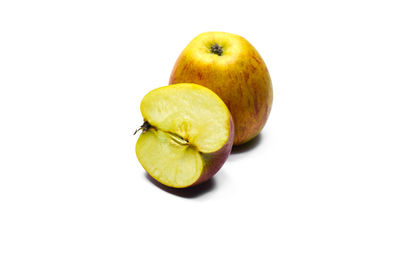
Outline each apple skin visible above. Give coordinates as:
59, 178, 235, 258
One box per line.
190, 116, 234, 186
169, 32, 273, 145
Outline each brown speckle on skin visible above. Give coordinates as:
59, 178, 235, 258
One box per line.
237, 83, 243, 98
253, 88, 259, 115
183, 64, 189, 72
243, 72, 249, 81
225, 99, 231, 108
251, 54, 262, 64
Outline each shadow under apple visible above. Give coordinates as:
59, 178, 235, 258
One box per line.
144, 172, 216, 198
230, 133, 263, 154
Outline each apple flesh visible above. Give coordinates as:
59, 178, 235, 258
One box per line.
135, 83, 234, 188
169, 31, 273, 145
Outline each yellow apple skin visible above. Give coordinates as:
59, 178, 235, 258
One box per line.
169, 32, 273, 145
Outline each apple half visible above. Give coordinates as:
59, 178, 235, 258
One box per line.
135, 83, 234, 188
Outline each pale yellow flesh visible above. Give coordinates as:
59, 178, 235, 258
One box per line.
136, 129, 203, 187
140, 83, 230, 153
136, 83, 230, 188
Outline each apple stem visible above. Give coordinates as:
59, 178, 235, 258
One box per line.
134, 121, 151, 135
210, 42, 223, 56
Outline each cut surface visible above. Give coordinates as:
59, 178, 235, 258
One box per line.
140, 83, 230, 153
136, 128, 203, 188
136, 83, 231, 188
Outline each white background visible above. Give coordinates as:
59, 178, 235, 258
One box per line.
1, 0, 399, 266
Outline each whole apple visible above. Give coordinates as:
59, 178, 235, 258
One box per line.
169, 32, 273, 145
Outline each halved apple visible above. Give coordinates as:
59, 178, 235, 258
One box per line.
135, 83, 234, 188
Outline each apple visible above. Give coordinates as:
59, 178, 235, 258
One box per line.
169, 31, 273, 145
135, 83, 234, 188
